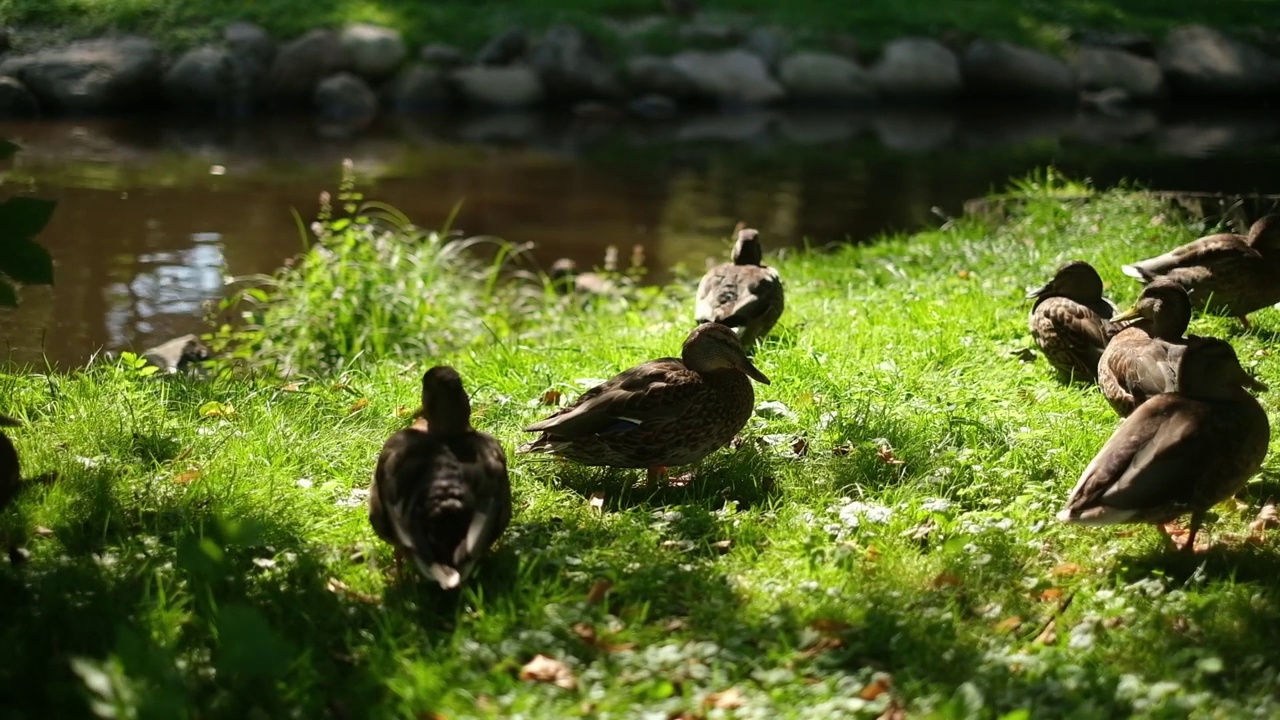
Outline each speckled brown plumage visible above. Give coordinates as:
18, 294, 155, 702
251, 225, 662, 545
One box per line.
1027, 260, 1118, 382
1058, 337, 1270, 551
1098, 279, 1199, 417
369, 367, 511, 590
1122, 214, 1280, 324
695, 227, 785, 349
520, 323, 770, 478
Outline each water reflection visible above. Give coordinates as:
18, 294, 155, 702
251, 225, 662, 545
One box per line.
0, 107, 1279, 368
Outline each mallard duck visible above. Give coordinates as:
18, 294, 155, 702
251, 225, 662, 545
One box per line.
1098, 278, 1199, 417
0, 414, 20, 512
1057, 337, 1270, 552
1027, 260, 1118, 382
1122, 214, 1280, 328
695, 226, 785, 348
520, 322, 770, 483
368, 366, 512, 589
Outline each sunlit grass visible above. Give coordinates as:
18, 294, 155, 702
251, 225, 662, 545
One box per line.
5, 178, 1280, 716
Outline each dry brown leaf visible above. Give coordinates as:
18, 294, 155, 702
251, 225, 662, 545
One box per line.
791, 437, 810, 457
539, 389, 563, 406
571, 622, 635, 653
394, 405, 411, 418
711, 539, 733, 554
282, 383, 301, 392
876, 444, 905, 465
957, 269, 971, 279
704, 687, 744, 709
800, 635, 844, 657
1051, 562, 1083, 577
994, 616, 1023, 633
325, 577, 381, 605
1249, 503, 1278, 538
931, 572, 961, 589
588, 493, 605, 512
586, 578, 613, 605
332, 381, 350, 391
664, 618, 687, 632
877, 698, 908, 720
519, 654, 577, 690
831, 444, 852, 457
348, 398, 370, 414
1038, 587, 1064, 601
864, 544, 882, 561
858, 673, 893, 701
1034, 620, 1057, 645
173, 468, 203, 485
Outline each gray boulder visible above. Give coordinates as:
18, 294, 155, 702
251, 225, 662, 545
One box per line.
962, 41, 1075, 99
383, 63, 452, 111
0, 36, 161, 113
628, 93, 678, 120
476, 28, 528, 65
0, 77, 38, 118
670, 49, 784, 105
778, 51, 875, 104
626, 55, 699, 100
163, 46, 236, 112
420, 43, 466, 68
1073, 47, 1164, 100
742, 26, 789, 70
224, 22, 275, 67
870, 37, 962, 99
451, 65, 544, 108
530, 24, 622, 101
265, 29, 352, 105
1158, 25, 1280, 96
314, 72, 378, 121
340, 23, 406, 80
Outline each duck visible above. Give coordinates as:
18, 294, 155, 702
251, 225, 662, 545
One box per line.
368, 366, 512, 590
1122, 214, 1280, 329
0, 414, 20, 512
1097, 278, 1208, 417
520, 322, 770, 483
1027, 260, 1118, 382
695, 226, 785, 349
1057, 337, 1270, 552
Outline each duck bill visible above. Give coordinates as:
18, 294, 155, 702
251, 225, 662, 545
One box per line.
1110, 306, 1142, 323
738, 357, 771, 385
1025, 284, 1049, 300
1244, 373, 1269, 393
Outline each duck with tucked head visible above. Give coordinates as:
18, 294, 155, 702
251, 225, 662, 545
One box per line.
695, 226, 785, 349
1058, 337, 1270, 552
1027, 260, 1118, 382
521, 322, 770, 484
1122, 215, 1280, 329
369, 366, 512, 590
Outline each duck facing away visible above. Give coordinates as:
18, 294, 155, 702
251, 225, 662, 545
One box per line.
0, 415, 20, 512
1122, 215, 1280, 328
520, 322, 770, 483
695, 227, 785, 349
1098, 278, 1203, 417
369, 366, 512, 590
1027, 260, 1118, 382
1057, 337, 1270, 552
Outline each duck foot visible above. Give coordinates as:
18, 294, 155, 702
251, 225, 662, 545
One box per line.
1159, 516, 1207, 554
1239, 315, 1253, 332
645, 466, 669, 485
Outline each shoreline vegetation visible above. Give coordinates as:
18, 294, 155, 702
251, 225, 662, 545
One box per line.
4, 171, 1280, 716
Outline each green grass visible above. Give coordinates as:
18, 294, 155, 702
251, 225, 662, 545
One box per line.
8, 171, 1280, 717
0, 0, 1277, 55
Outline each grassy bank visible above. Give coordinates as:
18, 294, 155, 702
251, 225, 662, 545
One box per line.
5, 173, 1280, 717
1, 0, 1277, 55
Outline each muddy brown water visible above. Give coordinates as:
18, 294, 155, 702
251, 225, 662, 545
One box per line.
2, 106, 1280, 369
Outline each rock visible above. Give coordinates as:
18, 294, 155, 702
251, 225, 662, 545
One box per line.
530, 24, 622, 101
420, 43, 466, 68
224, 21, 275, 67
0, 77, 38, 118
869, 37, 962, 100
451, 65, 543, 108
313, 72, 378, 121
266, 30, 351, 105
1158, 25, 1280, 96
962, 40, 1075, 100
476, 28, 528, 66
383, 63, 452, 111
1071, 30, 1155, 58
0, 36, 160, 113
670, 49, 784, 105
778, 51, 875, 104
678, 22, 741, 49
340, 23, 406, 79
163, 46, 236, 112
628, 93, 678, 120
143, 334, 212, 373
1073, 47, 1164, 100
743, 26, 788, 70
626, 55, 699, 100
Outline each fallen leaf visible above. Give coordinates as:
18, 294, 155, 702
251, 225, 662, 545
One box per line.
994, 616, 1023, 633
394, 405, 411, 418
931, 572, 961, 589
332, 381, 350, 391
1034, 620, 1057, 645
539, 389, 563, 406
173, 468, 203, 485
864, 544, 882, 562
711, 539, 733, 554
325, 577, 381, 605
664, 618, 687, 632
876, 444, 905, 465
791, 437, 810, 457
704, 688, 744, 709
199, 400, 235, 418
282, 383, 301, 392
831, 444, 852, 457
858, 673, 893, 701
571, 622, 635, 653
902, 520, 934, 542
586, 578, 613, 605
1249, 503, 1278, 539
876, 697, 908, 720
348, 398, 370, 414
519, 654, 577, 690
588, 493, 605, 513
957, 269, 971, 279
800, 635, 844, 657
1051, 562, 1083, 577
1038, 587, 1064, 601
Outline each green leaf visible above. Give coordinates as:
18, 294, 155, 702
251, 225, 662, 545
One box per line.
0, 237, 55, 285
0, 139, 20, 161
0, 197, 56, 240
0, 278, 16, 308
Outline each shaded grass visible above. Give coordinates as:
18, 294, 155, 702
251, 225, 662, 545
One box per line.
0, 0, 1277, 55
7, 176, 1280, 716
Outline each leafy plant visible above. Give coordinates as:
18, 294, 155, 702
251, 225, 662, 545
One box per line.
0, 139, 56, 307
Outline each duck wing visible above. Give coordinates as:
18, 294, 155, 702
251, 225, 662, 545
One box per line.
716, 267, 783, 329
440, 432, 511, 588
1122, 233, 1258, 281
695, 263, 739, 324
523, 359, 700, 439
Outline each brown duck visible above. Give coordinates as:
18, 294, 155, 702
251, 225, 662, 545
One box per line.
520, 322, 770, 483
369, 366, 512, 589
1027, 260, 1118, 382
695, 227, 785, 348
1058, 337, 1270, 552
0, 415, 20, 512
1122, 214, 1280, 328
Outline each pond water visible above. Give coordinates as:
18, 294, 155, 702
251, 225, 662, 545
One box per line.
2, 105, 1280, 369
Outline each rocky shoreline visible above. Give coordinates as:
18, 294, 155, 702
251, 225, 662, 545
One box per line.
0, 18, 1276, 130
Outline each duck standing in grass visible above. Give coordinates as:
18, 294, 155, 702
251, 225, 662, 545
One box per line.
0, 414, 20, 511
521, 322, 770, 484
369, 366, 512, 590
695, 226, 785, 349
1122, 214, 1280, 329
1057, 337, 1270, 552
1027, 260, 1118, 382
